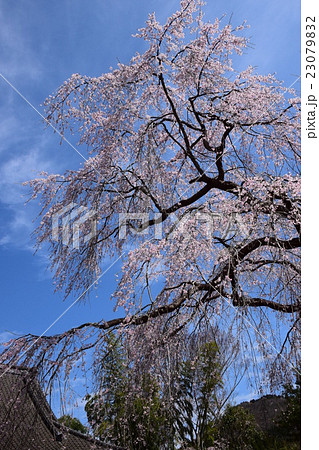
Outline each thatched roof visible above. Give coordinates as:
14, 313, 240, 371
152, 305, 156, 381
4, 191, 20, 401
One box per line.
0, 365, 124, 450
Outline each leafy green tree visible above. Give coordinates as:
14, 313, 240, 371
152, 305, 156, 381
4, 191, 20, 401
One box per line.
216, 405, 263, 449
122, 374, 174, 450
86, 376, 174, 449
276, 380, 301, 443
215, 379, 301, 450
85, 329, 239, 449
85, 333, 174, 449
58, 414, 87, 434
262, 379, 301, 449
85, 333, 127, 443
173, 340, 223, 449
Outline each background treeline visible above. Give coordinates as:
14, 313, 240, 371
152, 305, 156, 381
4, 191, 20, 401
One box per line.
59, 329, 300, 449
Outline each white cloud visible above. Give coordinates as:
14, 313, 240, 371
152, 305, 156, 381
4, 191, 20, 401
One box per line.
0, 147, 52, 204
0, 206, 34, 249
0, 135, 64, 255
0, 6, 42, 81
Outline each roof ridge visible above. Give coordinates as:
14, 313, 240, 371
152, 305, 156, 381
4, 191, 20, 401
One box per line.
23, 374, 62, 442
0, 364, 127, 449
53, 420, 126, 449
0, 363, 37, 375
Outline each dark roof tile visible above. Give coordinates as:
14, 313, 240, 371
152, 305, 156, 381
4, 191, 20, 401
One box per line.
0, 365, 125, 450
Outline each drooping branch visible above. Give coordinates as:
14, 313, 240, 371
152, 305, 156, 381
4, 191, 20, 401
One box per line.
2, 0, 300, 394
232, 296, 300, 313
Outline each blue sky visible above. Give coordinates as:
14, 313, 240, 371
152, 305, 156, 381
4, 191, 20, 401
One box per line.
0, 0, 300, 419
